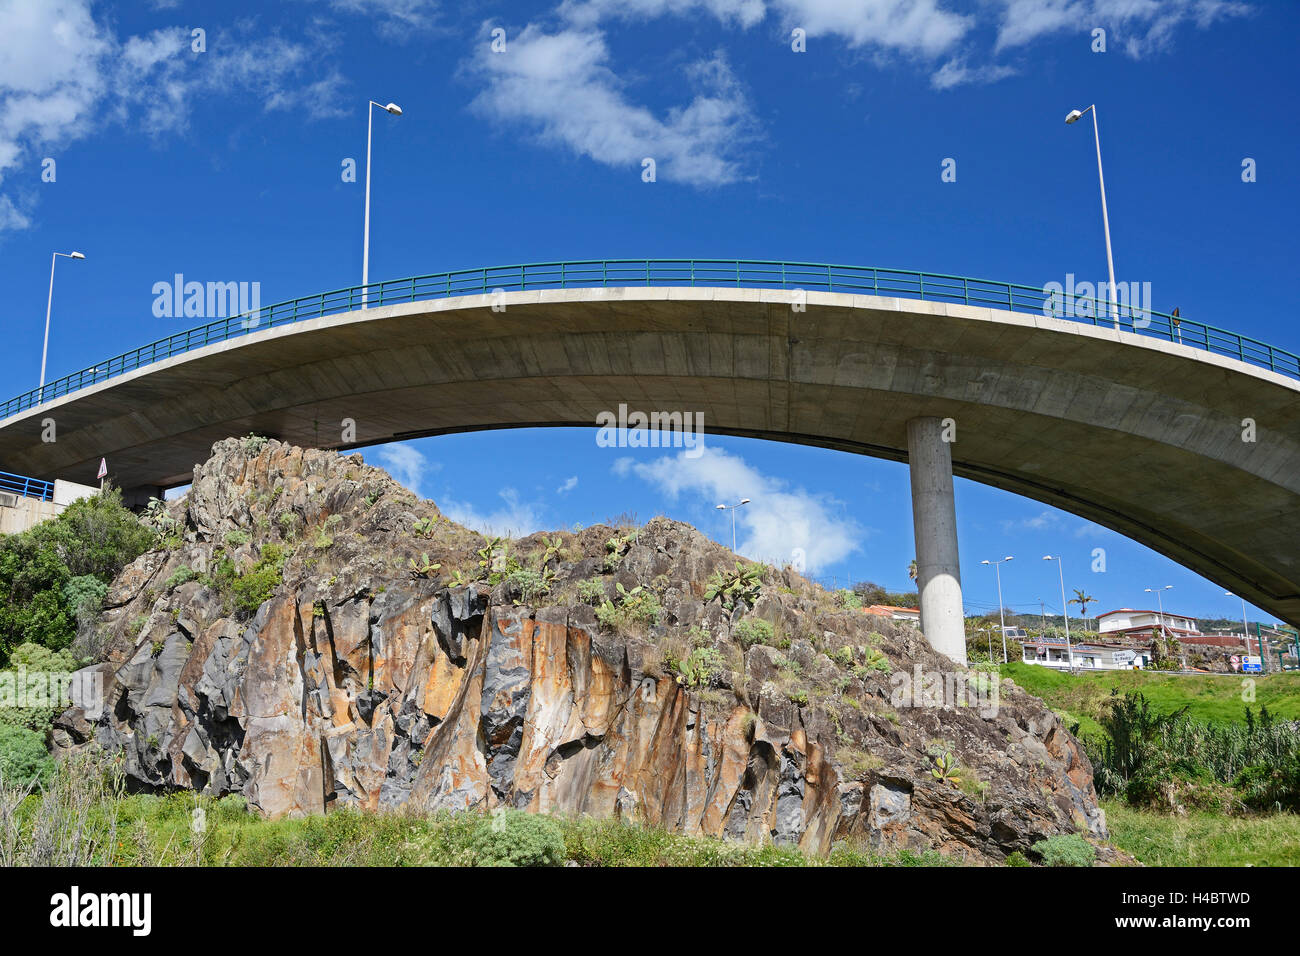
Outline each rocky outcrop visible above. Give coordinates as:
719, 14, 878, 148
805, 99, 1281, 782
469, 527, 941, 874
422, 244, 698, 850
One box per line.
56, 438, 1111, 863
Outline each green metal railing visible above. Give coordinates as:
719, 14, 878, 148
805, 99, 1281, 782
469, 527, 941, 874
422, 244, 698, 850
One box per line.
3, 259, 1296, 420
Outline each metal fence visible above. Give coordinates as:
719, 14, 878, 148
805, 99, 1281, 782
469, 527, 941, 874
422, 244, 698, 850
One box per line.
0, 469, 54, 502
4, 259, 1297, 421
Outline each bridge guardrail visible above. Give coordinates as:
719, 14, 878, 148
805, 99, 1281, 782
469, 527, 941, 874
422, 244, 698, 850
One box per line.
0, 469, 54, 502
3, 259, 1297, 420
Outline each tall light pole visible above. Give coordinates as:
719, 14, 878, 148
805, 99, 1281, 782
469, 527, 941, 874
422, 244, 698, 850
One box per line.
362, 100, 402, 309
1065, 105, 1118, 330
1226, 590, 1254, 658
1043, 555, 1074, 670
40, 250, 87, 403
1144, 585, 1173, 664
715, 498, 750, 553
981, 556, 1014, 662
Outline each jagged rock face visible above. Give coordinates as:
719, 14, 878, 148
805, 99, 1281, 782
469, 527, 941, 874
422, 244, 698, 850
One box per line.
56, 438, 1109, 862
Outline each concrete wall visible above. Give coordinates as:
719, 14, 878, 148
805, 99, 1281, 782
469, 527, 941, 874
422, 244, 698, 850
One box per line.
0, 479, 98, 535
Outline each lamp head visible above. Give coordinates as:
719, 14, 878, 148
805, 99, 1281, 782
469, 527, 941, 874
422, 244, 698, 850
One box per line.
1065, 108, 1084, 124
715, 504, 725, 510
740, 498, 751, 505
384, 102, 402, 115
69, 251, 85, 259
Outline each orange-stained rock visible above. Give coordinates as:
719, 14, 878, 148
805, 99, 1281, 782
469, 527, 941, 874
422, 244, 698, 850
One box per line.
54, 437, 1110, 863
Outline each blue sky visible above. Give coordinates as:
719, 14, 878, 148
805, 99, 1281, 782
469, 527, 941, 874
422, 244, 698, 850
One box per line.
1, 0, 1297, 624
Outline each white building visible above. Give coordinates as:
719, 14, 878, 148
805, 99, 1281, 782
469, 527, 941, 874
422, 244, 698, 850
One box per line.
1021, 640, 1147, 670
1097, 608, 1200, 640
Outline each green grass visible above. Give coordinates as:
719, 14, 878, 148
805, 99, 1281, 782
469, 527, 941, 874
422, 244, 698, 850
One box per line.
36, 791, 954, 867
1000, 661, 1300, 735
1103, 800, 1300, 866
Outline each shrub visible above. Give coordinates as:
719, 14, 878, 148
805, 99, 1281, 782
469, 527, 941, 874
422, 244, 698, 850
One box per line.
164, 566, 198, 591
229, 545, 287, 615
675, 646, 726, 687
733, 618, 774, 649
1004, 851, 1030, 867
466, 809, 566, 867
1031, 834, 1095, 867
834, 589, 863, 610
0, 489, 151, 663
225, 529, 251, 547
596, 584, 661, 631
576, 577, 606, 605
504, 568, 553, 603
0, 724, 53, 786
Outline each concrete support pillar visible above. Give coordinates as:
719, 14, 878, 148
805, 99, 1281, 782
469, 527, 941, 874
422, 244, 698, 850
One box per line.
907, 417, 966, 665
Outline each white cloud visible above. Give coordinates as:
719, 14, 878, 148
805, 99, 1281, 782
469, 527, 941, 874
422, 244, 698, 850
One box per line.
994, 0, 1250, 57
371, 443, 440, 494
560, 0, 971, 56
930, 57, 1017, 89
613, 446, 863, 572
557, 476, 579, 494
771, 0, 971, 57
467, 24, 758, 187
560, 0, 767, 28
440, 487, 547, 537
0, 2, 350, 234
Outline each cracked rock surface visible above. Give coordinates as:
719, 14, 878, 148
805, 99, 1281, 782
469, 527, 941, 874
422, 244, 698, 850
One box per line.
56, 438, 1112, 863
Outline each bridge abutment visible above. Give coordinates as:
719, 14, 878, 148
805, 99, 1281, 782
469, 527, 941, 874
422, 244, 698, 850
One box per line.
907, 417, 966, 665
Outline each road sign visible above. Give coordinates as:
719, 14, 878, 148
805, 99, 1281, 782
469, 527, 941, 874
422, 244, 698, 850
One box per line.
1243, 656, 1262, 673
96, 458, 107, 480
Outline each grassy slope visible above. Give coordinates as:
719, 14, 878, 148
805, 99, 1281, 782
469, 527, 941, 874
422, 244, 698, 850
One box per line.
1003, 663, 1300, 867
1103, 801, 1300, 866
1000, 661, 1300, 736
83, 794, 955, 868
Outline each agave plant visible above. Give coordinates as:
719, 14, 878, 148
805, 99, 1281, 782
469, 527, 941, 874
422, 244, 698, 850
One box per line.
408, 553, 441, 579
704, 561, 764, 610
930, 751, 962, 786
539, 535, 564, 566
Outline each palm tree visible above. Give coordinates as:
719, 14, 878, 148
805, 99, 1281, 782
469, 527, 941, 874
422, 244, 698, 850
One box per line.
1068, 588, 1096, 628
908, 558, 918, 582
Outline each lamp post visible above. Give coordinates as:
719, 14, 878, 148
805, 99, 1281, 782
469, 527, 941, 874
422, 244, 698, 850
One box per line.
715, 498, 750, 553
1226, 590, 1254, 659
362, 100, 402, 309
980, 556, 1014, 663
1065, 105, 1118, 330
1043, 555, 1074, 670
40, 250, 87, 403
1144, 585, 1174, 664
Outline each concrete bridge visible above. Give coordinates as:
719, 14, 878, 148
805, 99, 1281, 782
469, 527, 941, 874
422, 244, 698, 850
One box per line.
3, 260, 1299, 662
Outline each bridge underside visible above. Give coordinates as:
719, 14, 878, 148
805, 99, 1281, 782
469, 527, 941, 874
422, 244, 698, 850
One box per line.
3, 288, 1299, 629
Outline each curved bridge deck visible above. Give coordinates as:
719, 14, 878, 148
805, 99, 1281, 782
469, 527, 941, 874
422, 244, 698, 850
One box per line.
3, 262, 1299, 630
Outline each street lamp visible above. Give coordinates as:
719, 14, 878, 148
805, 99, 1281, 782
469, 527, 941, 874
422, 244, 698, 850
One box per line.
715, 498, 750, 553
1043, 555, 1075, 670
1144, 586, 1173, 661
980, 556, 1014, 663
40, 250, 87, 403
1225, 590, 1254, 659
1065, 104, 1119, 330
362, 100, 402, 309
